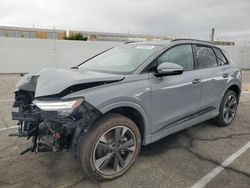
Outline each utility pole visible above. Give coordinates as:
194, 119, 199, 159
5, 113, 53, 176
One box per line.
53, 26, 57, 68
53, 26, 56, 40
211, 28, 215, 42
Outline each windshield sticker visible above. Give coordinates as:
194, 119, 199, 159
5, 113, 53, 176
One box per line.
136, 45, 155, 50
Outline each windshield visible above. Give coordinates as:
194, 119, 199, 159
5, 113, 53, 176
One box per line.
78, 44, 161, 74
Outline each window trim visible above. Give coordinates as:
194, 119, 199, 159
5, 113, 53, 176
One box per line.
141, 43, 197, 73
212, 47, 229, 66
194, 44, 218, 69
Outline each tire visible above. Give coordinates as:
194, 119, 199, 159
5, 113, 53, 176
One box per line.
78, 113, 141, 180
214, 90, 238, 127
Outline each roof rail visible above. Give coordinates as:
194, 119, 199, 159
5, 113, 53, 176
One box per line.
123, 41, 136, 44
171, 38, 212, 44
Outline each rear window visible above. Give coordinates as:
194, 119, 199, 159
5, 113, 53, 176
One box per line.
196, 46, 217, 69
213, 48, 228, 66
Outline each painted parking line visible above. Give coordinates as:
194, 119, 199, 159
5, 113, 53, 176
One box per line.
0, 126, 17, 132
191, 141, 250, 188
242, 91, 250, 94
247, 84, 250, 92
0, 99, 14, 102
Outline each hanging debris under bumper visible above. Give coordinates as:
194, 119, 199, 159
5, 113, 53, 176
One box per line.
10, 90, 102, 155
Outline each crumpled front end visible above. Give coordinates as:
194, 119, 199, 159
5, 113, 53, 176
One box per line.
10, 68, 124, 155
10, 89, 102, 155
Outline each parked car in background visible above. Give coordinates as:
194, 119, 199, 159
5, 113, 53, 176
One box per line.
10, 39, 241, 180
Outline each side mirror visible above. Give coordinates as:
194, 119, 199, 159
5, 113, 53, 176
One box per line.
70, 66, 78, 70
154, 62, 184, 77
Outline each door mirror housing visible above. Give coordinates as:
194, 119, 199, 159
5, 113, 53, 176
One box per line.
154, 62, 184, 77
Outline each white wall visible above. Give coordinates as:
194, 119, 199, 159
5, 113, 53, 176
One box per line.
221, 46, 250, 69
0, 38, 121, 73
0, 37, 249, 73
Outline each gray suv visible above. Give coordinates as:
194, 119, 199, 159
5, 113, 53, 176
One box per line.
10, 39, 241, 180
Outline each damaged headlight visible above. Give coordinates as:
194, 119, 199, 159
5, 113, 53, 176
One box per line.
33, 98, 84, 116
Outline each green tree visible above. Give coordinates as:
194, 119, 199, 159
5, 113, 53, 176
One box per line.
64, 33, 87, 41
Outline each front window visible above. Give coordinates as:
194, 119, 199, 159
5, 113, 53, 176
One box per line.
157, 44, 194, 71
78, 44, 161, 74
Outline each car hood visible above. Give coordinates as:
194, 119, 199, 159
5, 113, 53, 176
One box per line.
16, 68, 125, 98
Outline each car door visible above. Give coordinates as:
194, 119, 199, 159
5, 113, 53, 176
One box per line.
149, 44, 202, 139
194, 45, 229, 121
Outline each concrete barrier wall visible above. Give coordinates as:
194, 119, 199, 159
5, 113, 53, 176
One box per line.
221, 46, 250, 69
0, 37, 249, 73
0, 38, 121, 73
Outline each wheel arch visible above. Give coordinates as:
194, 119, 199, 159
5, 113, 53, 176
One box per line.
99, 102, 151, 145
223, 84, 241, 100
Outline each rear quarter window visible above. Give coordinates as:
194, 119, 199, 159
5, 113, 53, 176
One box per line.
213, 48, 228, 66
221, 49, 234, 65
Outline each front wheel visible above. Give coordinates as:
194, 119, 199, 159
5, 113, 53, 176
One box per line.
78, 114, 141, 180
215, 90, 238, 126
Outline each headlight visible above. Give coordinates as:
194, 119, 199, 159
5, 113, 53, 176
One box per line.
33, 98, 84, 116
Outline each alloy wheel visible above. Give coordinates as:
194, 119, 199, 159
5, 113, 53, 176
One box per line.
223, 95, 237, 124
93, 126, 137, 176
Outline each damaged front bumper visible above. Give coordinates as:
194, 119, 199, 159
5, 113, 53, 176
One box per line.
10, 90, 101, 155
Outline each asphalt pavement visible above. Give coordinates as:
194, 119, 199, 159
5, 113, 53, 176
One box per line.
0, 72, 249, 188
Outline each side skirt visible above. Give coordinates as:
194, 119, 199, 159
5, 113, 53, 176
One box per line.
149, 106, 216, 144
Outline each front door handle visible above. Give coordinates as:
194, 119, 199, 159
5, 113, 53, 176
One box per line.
222, 73, 229, 78
192, 79, 201, 84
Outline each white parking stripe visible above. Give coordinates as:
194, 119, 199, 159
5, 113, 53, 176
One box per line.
0, 99, 14, 102
0, 126, 17, 132
242, 91, 250, 94
191, 141, 250, 188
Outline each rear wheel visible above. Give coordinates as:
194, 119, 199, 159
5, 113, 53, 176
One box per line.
78, 114, 141, 180
215, 90, 238, 126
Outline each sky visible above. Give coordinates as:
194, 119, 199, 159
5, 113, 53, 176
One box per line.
0, 0, 250, 45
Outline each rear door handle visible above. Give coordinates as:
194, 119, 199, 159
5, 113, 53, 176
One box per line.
222, 73, 229, 78
192, 79, 201, 84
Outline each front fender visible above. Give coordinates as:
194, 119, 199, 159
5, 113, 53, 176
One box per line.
98, 100, 151, 145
